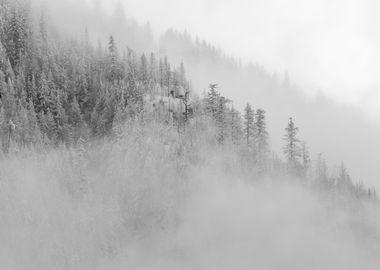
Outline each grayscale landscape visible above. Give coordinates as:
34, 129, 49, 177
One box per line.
0, 0, 379, 269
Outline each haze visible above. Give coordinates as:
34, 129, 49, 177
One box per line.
2, 1, 380, 269
32, 0, 380, 191
100, 0, 380, 122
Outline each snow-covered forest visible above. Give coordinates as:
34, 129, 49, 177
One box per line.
0, 0, 379, 269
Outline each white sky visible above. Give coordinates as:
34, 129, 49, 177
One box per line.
98, 0, 380, 121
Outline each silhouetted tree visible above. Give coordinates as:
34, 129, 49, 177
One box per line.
283, 117, 301, 172
243, 103, 254, 148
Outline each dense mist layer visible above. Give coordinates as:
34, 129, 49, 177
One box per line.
0, 120, 379, 269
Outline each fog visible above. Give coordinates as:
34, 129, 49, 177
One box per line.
2, 1, 380, 268
1, 120, 379, 269
36, 0, 380, 118
31, 0, 380, 190
95, 0, 380, 121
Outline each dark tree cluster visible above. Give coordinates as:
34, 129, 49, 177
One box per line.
0, 0, 191, 149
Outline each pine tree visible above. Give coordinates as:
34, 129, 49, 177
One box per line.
230, 107, 242, 145
243, 103, 254, 148
254, 108, 268, 172
108, 35, 119, 82
215, 95, 229, 144
283, 117, 301, 170
255, 108, 268, 156
206, 84, 219, 119
5, 6, 28, 69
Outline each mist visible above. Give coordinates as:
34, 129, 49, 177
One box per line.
93, 0, 380, 119
1, 0, 379, 268
1, 120, 379, 270
30, 0, 380, 190
35, 0, 380, 118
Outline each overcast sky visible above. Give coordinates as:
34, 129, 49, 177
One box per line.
95, 0, 380, 122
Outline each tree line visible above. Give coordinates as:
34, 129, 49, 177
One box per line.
203, 84, 377, 201
0, 0, 377, 202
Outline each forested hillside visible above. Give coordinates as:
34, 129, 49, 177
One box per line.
0, 1, 379, 269
0, 0, 376, 199
159, 29, 380, 190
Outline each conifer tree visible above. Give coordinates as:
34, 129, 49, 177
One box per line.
206, 84, 219, 120
243, 103, 254, 148
216, 95, 229, 144
107, 35, 119, 82
255, 108, 268, 156
5, 6, 28, 69
283, 117, 301, 170
230, 107, 242, 145
254, 108, 268, 172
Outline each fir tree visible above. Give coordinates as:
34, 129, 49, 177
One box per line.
108, 35, 119, 82
283, 117, 301, 170
230, 107, 243, 145
243, 103, 254, 148
254, 108, 268, 172
5, 6, 28, 69
255, 108, 268, 157
215, 95, 229, 144
206, 83, 219, 120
